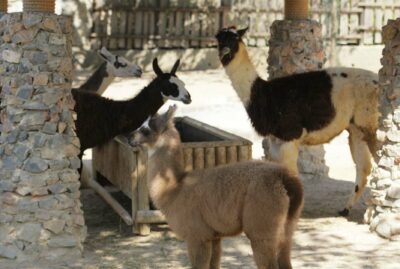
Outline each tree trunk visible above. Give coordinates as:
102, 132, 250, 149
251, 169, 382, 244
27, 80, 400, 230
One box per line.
23, 0, 55, 13
285, 0, 309, 19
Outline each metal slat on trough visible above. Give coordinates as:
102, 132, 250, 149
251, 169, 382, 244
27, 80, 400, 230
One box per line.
92, 117, 252, 235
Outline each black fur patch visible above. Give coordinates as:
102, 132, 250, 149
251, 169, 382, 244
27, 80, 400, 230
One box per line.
77, 62, 108, 92
114, 55, 128, 69
246, 71, 335, 141
72, 79, 164, 151
215, 30, 241, 66
355, 185, 359, 192
340, 72, 348, 78
162, 86, 179, 97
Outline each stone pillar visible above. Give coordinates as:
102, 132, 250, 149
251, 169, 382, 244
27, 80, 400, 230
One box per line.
0, 13, 86, 262
265, 20, 327, 180
365, 19, 400, 239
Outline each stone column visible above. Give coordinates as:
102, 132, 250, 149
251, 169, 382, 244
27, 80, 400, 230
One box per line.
265, 20, 327, 180
0, 13, 86, 262
365, 19, 400, 239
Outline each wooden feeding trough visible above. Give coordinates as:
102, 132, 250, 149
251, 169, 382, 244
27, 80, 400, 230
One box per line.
92, 117, 252, 235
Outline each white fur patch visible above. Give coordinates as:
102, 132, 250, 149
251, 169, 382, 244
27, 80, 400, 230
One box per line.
166, 77, 190, 102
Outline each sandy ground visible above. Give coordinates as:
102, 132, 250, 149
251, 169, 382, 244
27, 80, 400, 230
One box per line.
3, 68, 399, 269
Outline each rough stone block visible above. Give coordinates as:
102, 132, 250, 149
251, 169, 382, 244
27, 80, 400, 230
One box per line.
16, 223, 42, 243
0, 244, 18, 259
388, 182, 400, 199
23, 157, 48, 173
44, 219, 65, 234
33, 73, 49, 86
48, 235, 79, 248
22, 13, 43, 28
2, 49, 22, 63
12, 29, 39, 45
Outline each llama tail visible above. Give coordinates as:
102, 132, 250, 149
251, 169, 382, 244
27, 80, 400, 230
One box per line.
281, 171, 304, 220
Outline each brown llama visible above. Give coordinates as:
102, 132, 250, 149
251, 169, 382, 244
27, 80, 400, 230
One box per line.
129, 105, 304, 269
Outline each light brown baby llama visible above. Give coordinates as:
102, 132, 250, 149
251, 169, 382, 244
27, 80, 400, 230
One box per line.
129, 105, 304, 269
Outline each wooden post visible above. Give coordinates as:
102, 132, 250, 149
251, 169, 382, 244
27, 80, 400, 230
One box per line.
194, 148, 205, 169
205, 147, 216, 168
216, 147, 227, 165
284, 0, 309, 20
183, 147, 194, 172
23, 0, 55, 13
136, 150, 151, 235
0, 0, 7, 13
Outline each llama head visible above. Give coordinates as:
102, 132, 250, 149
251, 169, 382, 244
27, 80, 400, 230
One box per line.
129, 105, 178, 148
98, 47, 142, 78
152, 58, 192, 104
215, 26, 248, 66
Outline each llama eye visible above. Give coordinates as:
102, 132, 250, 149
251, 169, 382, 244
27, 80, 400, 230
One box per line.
141, 128, 151, 136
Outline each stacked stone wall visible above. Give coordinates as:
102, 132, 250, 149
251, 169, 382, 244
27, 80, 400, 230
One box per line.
366, 18, 400, 239
0, 13, 86, 261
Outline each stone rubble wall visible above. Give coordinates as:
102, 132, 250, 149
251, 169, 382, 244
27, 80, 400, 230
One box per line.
366, 18, 400, 239
0, 13, 86, 261
265, 20, 328, 180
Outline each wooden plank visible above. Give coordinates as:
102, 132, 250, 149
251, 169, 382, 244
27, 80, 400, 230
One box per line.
183, 11, 191, 48
136, 210, 166, 224
88, 177, 133, 226
148, 10, 156, 49
190, 11, 200, 47
158, 10, 167, 48
136, 150, 150, 235
205, 147, 216, 168
175, 10, 184, 48
193, 147, 205, 170
109, 10, 118, 49
127, 12, 134, 49
134, 11, 143, 49
118, 11, 127, 49
183, 147, 194, 172
238, 145, 250, 161
362, 0, 375, 44
141, 11, 149, 49
226, 146, 238, 163
216, 147, 227, 165
374, 4, 384, 44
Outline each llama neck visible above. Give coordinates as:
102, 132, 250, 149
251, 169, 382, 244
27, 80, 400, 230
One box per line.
116, 81, 164, 133
73, 80, 164, 151
147, 131, 185, 209
224, 42, 259, 105
79, 62, 114, 94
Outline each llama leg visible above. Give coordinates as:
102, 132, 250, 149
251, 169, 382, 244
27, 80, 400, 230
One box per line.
339, 125, 372, 216
278, 219, 298, 269
249, 239, 279, 269
277, 141, 300, 175
209, 238, 222, 269
186, 240, 212, 269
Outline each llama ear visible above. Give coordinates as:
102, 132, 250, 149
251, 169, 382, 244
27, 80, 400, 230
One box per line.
170, 59, 180, 75
152, 58, 163, 76
98, 47, 113, 62
153, 105, 177, 132
165, 105, 177, 121
237, 27, 249, 38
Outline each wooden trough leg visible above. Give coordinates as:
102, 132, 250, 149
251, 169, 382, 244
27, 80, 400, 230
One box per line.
136, 150, 151, 235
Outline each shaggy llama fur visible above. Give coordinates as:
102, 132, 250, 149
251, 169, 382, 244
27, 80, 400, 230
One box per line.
129, 106, 304, 269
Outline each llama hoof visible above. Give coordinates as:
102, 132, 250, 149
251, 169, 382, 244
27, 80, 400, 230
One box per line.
338, 208, 349, 216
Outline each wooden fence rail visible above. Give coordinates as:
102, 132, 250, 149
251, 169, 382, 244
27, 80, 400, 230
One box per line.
90, 0, 400, 49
